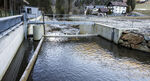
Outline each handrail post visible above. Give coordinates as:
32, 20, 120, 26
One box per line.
43, 14, 45, 35
23, 13, 28, 39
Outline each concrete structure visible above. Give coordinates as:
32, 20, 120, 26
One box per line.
95, 23, 139, 44
24, 6, 41, 19
44, 34, 98, 37
33, 25, 44, 40
0, 23, 24, 80
28, 16, 43, 36
0, 11, 41, 80
78, 22, 141, 44
79, 24, 96, 34
79, 23, 124, 44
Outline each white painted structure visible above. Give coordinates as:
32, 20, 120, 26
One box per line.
0, 14, 42, 80
24, 6, 41, 19
0, 24, 24, 80
33, 25, 44, 40
111, 6, 127, 14
28, 16, 43, 36
108, 2, 128, 14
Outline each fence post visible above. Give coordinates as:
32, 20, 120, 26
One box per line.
43, 14, 45, 35
23, 12, 28, 39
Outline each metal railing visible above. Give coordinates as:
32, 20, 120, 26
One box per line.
0, 15, 23, 38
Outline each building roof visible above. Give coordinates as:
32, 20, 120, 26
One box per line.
99, 8, 109, 13
85, 6, 94, 9
94, 5, 107, 8
108, 1, 128, 7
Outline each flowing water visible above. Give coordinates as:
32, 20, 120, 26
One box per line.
28, 36, 150, 81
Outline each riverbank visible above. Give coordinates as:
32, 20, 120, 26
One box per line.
69, 16, 150, 53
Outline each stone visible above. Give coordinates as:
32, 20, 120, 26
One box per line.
122, 31, 129, 34
121, 42, 131, 48
121, 33, 144, 44
131, 44, 139, 49
118, 39, 124, 44
147, 41, 150, 48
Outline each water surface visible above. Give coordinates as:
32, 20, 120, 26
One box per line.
29, 37, 150, 81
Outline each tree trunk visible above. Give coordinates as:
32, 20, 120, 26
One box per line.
4, 0, 8, 16
9, 0, 13, 15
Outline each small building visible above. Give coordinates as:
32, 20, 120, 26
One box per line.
98, 7, 109, 16
84, 5, 108, 16
107, 1, 128, 14
24, 6, 41, 19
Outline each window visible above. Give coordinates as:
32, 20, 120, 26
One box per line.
27, 8, 31, 14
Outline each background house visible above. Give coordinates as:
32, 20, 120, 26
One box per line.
107, 1, 128, 14
98, 7, 109, 16
84, 5, 108, 16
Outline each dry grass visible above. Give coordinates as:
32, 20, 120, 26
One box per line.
122, 16, 150, 19
135, 1, 150, 10
134, 1, 150, 16
134, 10, 150, 16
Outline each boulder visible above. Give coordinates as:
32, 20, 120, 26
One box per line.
121, 33, 144, 44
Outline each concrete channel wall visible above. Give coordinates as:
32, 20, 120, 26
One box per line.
0, 24, 24, 80
0, 15, 43, 80
79, 23, 124, 44
95, 23, 124, 44
79, 22, 150, 53
79, 24, 96, 34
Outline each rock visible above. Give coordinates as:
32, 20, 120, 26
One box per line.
121, 42, 131, 48
131, 44, 139, 48
122, 31, 129, 34
147, 41, 150, 48
121, 33, 144, 44
118, 39, 124, 44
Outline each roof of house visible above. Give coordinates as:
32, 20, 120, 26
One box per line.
85, 6, 94, 9
99, 8, 109, 13
108, 1, 128, 7
94, 5, 107, 8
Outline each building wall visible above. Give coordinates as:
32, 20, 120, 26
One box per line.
112, 6, 127, 14
24, 6, 41, 19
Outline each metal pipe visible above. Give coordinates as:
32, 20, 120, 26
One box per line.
19, 37, 44, 81
44, 34, 98, 37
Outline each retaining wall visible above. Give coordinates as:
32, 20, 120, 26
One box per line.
0, 24, 24, 80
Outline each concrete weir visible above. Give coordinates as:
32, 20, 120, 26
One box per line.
79, 23, 124, 44
79, 22, 150, 53
0, 24, 24, 80
95, 23, 122, 44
